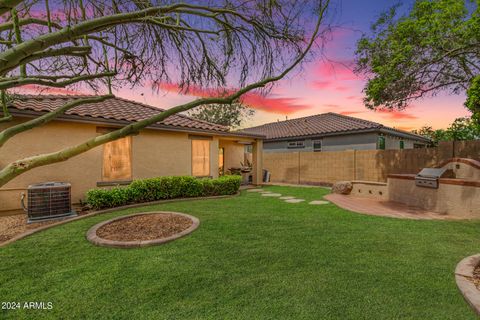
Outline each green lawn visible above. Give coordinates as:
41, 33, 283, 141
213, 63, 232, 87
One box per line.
1, 186, 479, 319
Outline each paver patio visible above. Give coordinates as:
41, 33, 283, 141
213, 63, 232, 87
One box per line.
324, 194, 459, 220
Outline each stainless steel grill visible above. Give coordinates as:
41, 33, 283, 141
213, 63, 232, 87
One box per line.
415, 168, 449, 189
23, 182, 76, 222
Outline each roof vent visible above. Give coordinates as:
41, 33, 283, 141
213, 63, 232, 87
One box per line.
22, 182, 76, 223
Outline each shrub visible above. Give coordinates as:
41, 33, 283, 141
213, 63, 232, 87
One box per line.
85, 175, 242, 210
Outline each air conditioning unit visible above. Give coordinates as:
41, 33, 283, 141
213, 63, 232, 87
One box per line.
22, 182, 76, 223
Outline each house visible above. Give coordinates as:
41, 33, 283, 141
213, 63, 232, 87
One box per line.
239, 112, 430, 152
0, 95, 264, 214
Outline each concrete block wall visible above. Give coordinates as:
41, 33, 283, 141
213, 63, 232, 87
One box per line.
263, 140, 480, 185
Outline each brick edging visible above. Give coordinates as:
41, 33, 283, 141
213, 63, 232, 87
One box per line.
86, 211, 200, 248
0, 193, 239, 248
455, 254, 480, 316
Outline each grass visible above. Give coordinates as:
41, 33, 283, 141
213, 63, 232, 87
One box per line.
1, 185, 479, 319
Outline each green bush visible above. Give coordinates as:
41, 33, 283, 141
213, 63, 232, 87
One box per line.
85, 175, 242, 210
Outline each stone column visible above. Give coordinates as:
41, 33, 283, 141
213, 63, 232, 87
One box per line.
252, 139, 263, 185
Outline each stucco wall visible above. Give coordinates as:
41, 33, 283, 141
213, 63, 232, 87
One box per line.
0, 119, 102, 212
219, 140, 245, 170
0, 118, 249, 214
388, 177, 480, 218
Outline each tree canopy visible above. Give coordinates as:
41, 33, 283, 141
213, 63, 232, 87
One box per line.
0, 0, 331, 187
355, 0, 480, 123
187, 102, 255, 128
412, 117, 480, 145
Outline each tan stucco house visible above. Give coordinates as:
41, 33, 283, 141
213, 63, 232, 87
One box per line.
0, 95, 264, 215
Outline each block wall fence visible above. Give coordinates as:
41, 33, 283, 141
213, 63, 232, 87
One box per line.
263, 140, 480, 185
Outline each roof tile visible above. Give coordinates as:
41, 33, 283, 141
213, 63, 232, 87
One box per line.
239, 112, 426, 141
10, 95, 230, 133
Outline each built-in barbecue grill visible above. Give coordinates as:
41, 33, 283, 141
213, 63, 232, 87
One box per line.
415, 167, 450, 189
22, 182, 76, 223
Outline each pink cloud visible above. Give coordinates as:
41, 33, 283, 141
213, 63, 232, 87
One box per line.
395, 126, 414, 131
346, 95, 359, 100
315, 59, 359, 81
158, 83, 311, 114
311, 81, 331, 89
334, 86, 349, 92
310, 81, 351, 92
339, 110, 364, 116
374, 109, 418, 120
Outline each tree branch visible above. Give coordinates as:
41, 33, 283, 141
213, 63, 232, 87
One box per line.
0, 71, 116, 90
0, 90, 12, 123
0, 17, 62, 32
0, 0, 22, 16
0, 1, 328, 187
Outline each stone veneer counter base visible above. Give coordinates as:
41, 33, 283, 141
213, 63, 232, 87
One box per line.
87, 211, 200, 248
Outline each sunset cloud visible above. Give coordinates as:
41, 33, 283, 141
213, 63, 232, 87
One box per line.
374, 109, 418, 120
339, 110, 364, 116
315, 59, 359, 81
158, 83, 311, 114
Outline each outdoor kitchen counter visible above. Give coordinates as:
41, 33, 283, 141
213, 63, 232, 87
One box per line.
388, 174, 480, 187
387, 174, 480, 218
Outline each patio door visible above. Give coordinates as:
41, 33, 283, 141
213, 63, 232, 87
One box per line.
192, 139, 210, 177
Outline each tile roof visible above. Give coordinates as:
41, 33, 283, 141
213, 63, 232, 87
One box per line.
239, 112, 429, 141
8, 95, 235, 134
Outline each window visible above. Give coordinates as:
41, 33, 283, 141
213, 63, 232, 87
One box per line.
399, 140, 404, 149
313, 140, 322, 152
377, 136, 385, 150
287, 141, 305, 148
102, 136, 132, 181
192, 139, 210, 176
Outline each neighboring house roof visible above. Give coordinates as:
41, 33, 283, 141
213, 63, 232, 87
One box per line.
7, 95, 263, 138
239, 112, 430, 142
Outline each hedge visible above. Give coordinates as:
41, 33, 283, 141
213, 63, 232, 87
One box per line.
85, 175, 242, 210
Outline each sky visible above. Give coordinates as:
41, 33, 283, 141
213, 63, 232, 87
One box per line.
19, 0, 472, 131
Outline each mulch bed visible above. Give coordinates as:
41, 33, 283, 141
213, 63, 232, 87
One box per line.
96, 213, 193, 242
473, 265, 480, 289
0, 214, 73, 243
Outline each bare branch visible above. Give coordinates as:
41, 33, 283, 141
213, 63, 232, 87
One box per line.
0, 71, 116, 90
0, 0, 329, 186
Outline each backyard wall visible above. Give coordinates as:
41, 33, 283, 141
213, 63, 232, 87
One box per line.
263, 140, 480, 185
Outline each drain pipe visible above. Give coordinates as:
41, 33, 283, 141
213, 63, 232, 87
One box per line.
20, 192, 28, 212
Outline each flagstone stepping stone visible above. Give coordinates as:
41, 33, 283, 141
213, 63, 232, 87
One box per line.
284, 199, 305, 203
247, 189, 264, 192
261, 193, 282, 197
309, 200, 330, 205
279, 196, 296, 200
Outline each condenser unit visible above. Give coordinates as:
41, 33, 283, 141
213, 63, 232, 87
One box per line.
22, 182, 76, 223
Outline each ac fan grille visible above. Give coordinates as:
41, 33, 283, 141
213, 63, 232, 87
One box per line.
27, 183, 72, 220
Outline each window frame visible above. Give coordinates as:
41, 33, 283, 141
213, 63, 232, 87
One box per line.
287, 140, 305, 149
377, 136, 386, 150
313, 139, 322, 152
